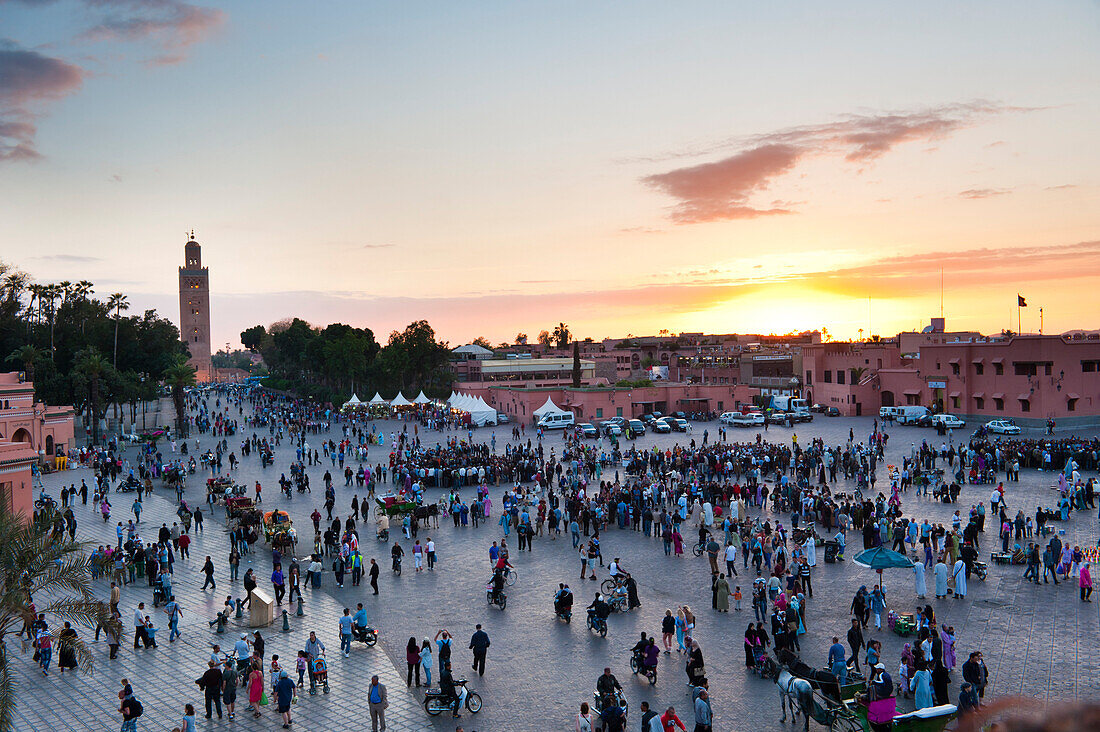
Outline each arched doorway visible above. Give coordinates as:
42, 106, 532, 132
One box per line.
11, 428, 31, 445
880, 391, 895, 408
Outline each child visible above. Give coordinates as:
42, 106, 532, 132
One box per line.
295, 651, 307, 687
733, 586, 742, 611
269, 654, 280, 691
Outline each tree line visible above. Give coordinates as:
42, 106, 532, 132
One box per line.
241, 318, 453, 405
0, 260, 194, 444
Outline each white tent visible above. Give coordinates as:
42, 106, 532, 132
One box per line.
369, 393, 387, 405
533, 396, 568, 418
447, 392, 458, 405
390, 392, 412, 407
413, 391, 431, 404
466, 397, 497, 426
344, 393, 361, 406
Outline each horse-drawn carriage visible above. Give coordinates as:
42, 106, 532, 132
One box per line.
208, 477, 246, 502
765, 652, 955, 732
163, 465, 186, 490
263, 510, 296, 551
116, 475, 142, 493
225, 495, 255, 519
375, 494, 418, 517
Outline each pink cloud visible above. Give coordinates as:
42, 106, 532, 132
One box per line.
643, 144, 800, 223
81, 1, 225, 64
0, 43, 85, 160
644, 103, 1017, 224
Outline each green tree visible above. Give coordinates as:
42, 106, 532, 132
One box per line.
241, 325, 267, 352
106, 293, 128, 368
514, 333, 527, 345
572, 341, 581, 388
471, 336, 492, 350
73, 348, 109, 445
537, 330, 551, 347
164, 359, 196, 437
5, 344, 41, 386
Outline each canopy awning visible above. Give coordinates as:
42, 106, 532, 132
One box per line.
971, 392, 985, 399
390, 392, 412, 407
369, 393, 387, 405
631, 399, 659, 404
413, 391, 431, 404
1017, 393, 1031, 401
948, 358, 960, 364
971, 358, 984, 364
902, 389, 921, 396
948, 391, 960, 398
345, 393, 361, 405
1067, 392, 1080, 400
679, 397, 709, 402
991, 357, 1005, 364
992, 392, 1005, 400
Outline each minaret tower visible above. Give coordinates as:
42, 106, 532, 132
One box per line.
178, 231, 213, 382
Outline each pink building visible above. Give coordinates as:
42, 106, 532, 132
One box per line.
0, 372, 76, 462
0, 439, 39, 519
802, 321, 1100, 426
470, 383, 758, 423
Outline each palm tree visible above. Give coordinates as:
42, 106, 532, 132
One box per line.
43, 284, 61, 353
74, 348, 108, 445
164, 360, 196, 437
0, 510, 111, 730
552, 322, 571, 349
5, 345, 41, 387
107, 293, 129, 368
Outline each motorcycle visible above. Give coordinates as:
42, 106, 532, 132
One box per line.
630, 652, 657, 685
376, 528, 389, 542
351, 625, 378, 647
423, 679, 483, 716
592, 688, 628, 722
392, 555, 402, 576
554, 595, 572, 623
486, 583, 507, 610
973, 561, 988, 581
586, 610, 607, 637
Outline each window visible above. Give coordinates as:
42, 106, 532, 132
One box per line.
805, 370, 812, 386
837, 370, 845, 385
823, 371, 832, 383
1044, 363, 1052, 376
974, 363, 984, 375
936, 362, 940, 370
1019, 398, 1031, 413
994, 363, 1003, 376
993, 397, 1004, 411
951, 363, 960, 376
951, 396, 960, 409
1082, 361, 1099, 373
974, 397, 984, 410
616, 407, 623, 417
1013, 362, 1038, 377
1068, 398, 1077, 412
595, 408, 603, 419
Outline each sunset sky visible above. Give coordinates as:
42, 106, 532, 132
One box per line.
2, 1, 1098, 349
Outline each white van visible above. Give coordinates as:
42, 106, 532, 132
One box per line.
895, 406, 930, 425
879, 407, 901, 420
729, 412, 765, 428
536, 412, 575, 430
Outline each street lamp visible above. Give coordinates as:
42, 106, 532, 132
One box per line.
789, 376, 800, 397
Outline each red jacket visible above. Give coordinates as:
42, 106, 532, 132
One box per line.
660, 711, 686, 732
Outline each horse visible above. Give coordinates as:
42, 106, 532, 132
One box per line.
763, 654, 815, 732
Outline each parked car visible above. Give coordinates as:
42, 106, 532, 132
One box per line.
671, 411, 687, 420
985, 419, 1021, 435
825, 407, 841, 417
932, 414, 966, 429
496, 412, 509, 424
671, 417, 689, 431
810, 403, 828, 413
641, 414, 657, 426
650, 419, 671, 434
719, 412, 738, 425
729, 412, 765, 427
627, 419, 646, 436
766, 411, 790, 425
578, 422, 597, 438
601, 421, 622, 436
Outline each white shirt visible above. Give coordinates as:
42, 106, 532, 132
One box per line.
609, 561, 621, 577
133, 608, 144, 627
426, 540, 435, 553
724, 545, 737, 562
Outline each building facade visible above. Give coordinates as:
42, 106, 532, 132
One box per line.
0, 372, 74, 461
178, 233, 213, 383
802, 321, 1100, 426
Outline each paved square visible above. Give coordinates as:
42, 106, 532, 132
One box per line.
15, 400, 1100, 731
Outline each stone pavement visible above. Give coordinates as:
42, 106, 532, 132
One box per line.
14, 407, 1100, 731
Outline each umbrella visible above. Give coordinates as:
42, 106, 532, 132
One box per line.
853, 546, 914, 591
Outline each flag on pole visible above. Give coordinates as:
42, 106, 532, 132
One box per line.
1017, 295, 1027, 307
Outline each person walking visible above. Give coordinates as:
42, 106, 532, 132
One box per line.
406, 637, 421, 686
693, 688, 713, 732
275, 669, 296, 729
201, 556, 216, 591
221, 658, 238, 721
367, 674, 388, 732
369, 558, 380, 595
339, 608, 353, 657
1080, 562, 1093, 601
469, 624, 490, 676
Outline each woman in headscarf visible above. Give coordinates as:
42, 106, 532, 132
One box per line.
685, 638, 705, 687
744, 624, 758, 667
939, 625, 956, 670
931, 659, 951, 705
911, 661, 933, 710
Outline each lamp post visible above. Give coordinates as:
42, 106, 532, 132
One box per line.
789, 376, 800, 397
141, 374, 147, 430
